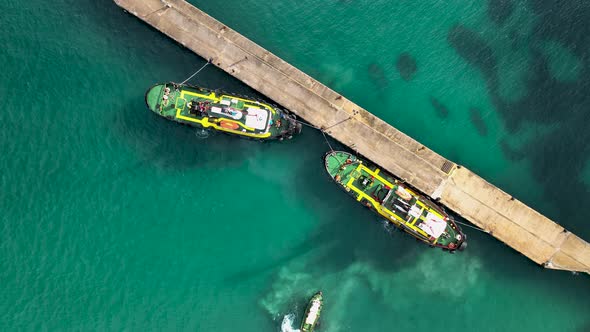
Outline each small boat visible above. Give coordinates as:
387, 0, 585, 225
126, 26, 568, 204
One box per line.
301, 291, 323, 332
145, 82, 302, 140
324, 151, 467, 251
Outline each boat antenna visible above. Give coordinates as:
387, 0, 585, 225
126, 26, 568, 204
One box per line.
180, 58, 212, 85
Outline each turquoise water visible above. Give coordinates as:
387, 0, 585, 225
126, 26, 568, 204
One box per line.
1, 0, 589, 330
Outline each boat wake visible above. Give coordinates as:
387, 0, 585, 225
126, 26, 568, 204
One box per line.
262, 247, 483, 330
281, 314, 301, 332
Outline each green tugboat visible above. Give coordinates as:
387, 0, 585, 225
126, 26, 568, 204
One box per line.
301, 291, 322, 332
145, 83, 302, 140
324, 151, 467, 251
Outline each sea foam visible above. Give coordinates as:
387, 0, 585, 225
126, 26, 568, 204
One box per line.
281, 314, 300, 332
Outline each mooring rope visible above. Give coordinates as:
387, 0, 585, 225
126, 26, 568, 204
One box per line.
293, 118, 320, 130
180, 60, 211, 85
291, 118, 335, 152
321, 130, 335, 152
453, 219, 487, 233
323, 115, 353, 131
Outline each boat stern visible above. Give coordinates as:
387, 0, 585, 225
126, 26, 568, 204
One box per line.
287, 113, 303, 136
277, 110, 302, 139
441, 218, 467, 252
455, 230, 467, 251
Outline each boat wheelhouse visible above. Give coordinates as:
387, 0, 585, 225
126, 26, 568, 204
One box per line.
301, 291, 322, 332
145, 82, 302, 140
324, 151, 466, 251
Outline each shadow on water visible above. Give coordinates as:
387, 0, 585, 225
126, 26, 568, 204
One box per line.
290, 140, 425, 275
87, 0, 274, 97
111, 99, 270, 170
227, 133, 425, 287
578, 321, 590, 332
253, 137, 436, 326
84, 1, 297, 171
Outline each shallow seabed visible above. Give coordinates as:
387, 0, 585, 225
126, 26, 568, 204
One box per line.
1, 0, 589, 331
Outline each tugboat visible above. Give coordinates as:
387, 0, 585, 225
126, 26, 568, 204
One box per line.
145, 83, 302, 140
324, 151, 467, 251
301, 291, 323, 332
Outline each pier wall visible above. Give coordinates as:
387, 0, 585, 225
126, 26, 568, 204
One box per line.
114, 0, 590, 275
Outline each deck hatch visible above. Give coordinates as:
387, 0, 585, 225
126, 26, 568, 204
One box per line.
441, 160, 454, 174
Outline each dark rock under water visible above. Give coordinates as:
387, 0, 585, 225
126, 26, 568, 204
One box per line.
508, 29, 522, 50
499, 140, 525, 161
396, 52, 417, 81
487, 0, 515, 26
448, 25, 497, 79
423, 0, 590, 232
429, 96, 449, 118
469, 107, 488, 136
506, 1, 590, 211
368, 62, 388, 88
528, 0, 590, 57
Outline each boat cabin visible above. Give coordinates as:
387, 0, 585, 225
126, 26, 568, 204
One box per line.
380, 186, 450, 241
184, 96, 272, 132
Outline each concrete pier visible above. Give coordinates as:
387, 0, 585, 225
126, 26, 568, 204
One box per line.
114, 0, 590, 275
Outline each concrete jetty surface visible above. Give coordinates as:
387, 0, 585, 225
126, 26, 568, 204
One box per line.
114, 0, 590, 275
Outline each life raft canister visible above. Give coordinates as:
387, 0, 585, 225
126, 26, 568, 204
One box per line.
219, 120, 240, 130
